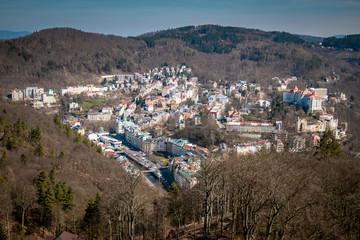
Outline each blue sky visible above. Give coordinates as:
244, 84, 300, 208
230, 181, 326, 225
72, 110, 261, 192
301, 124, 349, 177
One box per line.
1, 0, 359, 37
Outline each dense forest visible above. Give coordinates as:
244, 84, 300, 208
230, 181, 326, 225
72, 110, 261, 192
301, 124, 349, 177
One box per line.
323, 34, 360, 51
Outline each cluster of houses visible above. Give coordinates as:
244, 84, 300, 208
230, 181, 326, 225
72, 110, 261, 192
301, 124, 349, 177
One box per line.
9, 87, 58, 108
296, 112, 347, 140
120, 118, 208, 156
272, 76, 298, 91
7, 65, 352, 190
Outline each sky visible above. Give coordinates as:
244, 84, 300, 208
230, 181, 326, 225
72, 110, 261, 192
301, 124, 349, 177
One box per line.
0, 0, 360, 37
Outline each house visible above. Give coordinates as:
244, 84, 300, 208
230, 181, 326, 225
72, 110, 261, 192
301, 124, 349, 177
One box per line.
68, 102, 80, 112
146, 104, 154, 112
73, 125, 85, 136
208, 94, 229, 107
274, 140, 284, 153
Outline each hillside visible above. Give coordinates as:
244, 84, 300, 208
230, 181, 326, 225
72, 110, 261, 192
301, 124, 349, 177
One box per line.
323, 34, 360, 51
0, 99, 135, 238
1, 25, 358, 93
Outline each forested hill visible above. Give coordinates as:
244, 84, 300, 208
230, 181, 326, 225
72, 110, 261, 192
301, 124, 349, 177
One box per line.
0, 25, 359, 97
135, 25, 305, 54
322, 34, 360, 51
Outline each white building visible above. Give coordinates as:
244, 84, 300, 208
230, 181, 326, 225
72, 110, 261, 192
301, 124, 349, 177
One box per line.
283, 86, 323, 112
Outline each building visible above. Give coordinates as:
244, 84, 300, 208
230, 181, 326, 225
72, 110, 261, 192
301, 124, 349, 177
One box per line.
174, 168, 198, 190
290, 136, 306, 152
208, 94, 229, 107
274, 140, 284, 153
235, 140, 271, 155
87, 112, 112, 121
226, 122, 279, 133
283, 86, 323, 112
41, 93, 57, 104
152, 137, 168, 152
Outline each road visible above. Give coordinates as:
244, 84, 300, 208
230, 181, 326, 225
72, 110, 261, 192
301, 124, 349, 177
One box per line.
116, 145, 173, 190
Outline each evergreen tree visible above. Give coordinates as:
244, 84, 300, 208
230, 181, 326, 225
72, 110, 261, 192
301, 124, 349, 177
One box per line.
14, 118, 27, 137
59, 151, 66, 159
64, 125, 72, 137
50, 150, 55, 158
20, 153, 27, 164
49, 167, 56, 186
63, 187, 75, 212
167, 183, 184, 234
83, 193, 101, 239
318, 129, 342, 160
53, 114, 61, 127
55, 181, 67, 203
74, 133, 82, 143
0, 151, 7, 164
30, 126, 42, 143
36, 171, 49, 205
35, 143, 45, 157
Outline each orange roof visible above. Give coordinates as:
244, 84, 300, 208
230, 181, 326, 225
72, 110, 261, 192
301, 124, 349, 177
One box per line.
183, 144, 192, 150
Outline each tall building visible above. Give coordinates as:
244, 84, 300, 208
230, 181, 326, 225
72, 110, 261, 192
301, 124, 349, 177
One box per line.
283, 86, 323, 112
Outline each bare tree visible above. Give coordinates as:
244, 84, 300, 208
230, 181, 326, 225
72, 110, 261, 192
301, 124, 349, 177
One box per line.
198, 155, 222, 239
12, 182, 36, 228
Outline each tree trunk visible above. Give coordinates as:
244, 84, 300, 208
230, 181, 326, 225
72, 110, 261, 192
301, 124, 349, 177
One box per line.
22, 207, 25, 228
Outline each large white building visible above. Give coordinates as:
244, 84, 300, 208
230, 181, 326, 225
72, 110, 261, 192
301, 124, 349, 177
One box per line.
283, 86, 323, 112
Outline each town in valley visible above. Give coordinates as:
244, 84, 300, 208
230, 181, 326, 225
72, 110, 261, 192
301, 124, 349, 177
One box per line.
7, 64, 349, 191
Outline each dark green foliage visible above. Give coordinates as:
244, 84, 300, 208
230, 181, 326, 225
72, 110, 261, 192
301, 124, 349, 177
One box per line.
83, 137, 91, 147
36, 171, 52, 208
14, 118, 27, 137
64, 125, 72, 137
35, 143, 45, 157
96, 146, 103, 154
273, 32, 305, 44
137, 25, 267, 54
55, 181, 75, 211
59, 151, 66, 158
0, 151, 7, 164
20, 153, 27, 164
317, 130, 343, 160
36, 169, 75, 232
30, 126, 42, 143
53, 114, 61, 127
50, 149, 55, 158
83, 193, 101, 239
322, 34, 360, 51
62, 187, 75, 211
74, 133, 82, 143
49, 167, 56, 186
294, 55, 323, 73
167, 183, 184, 228
104, 61, 112, 73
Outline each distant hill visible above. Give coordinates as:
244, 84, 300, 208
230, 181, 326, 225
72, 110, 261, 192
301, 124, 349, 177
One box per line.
135, 25, 305, 54
322, 34, 360, 51
0, 30, 31, 39
0, 25, 359, 105
295, 34, 324, 43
